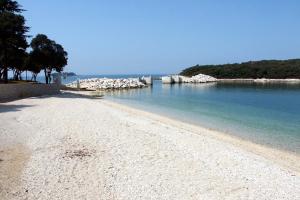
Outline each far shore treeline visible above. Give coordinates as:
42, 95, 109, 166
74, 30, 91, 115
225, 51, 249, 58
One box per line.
0, 0, 68, 84
180, 59, 300, 79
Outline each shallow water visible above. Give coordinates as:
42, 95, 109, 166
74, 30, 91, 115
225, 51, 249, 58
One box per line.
105, 80, 300, 154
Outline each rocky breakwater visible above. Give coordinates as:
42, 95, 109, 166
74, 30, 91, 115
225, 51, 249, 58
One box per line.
162, 74, 217, 84
183, 74, 217, 83
67, 78, 146, 90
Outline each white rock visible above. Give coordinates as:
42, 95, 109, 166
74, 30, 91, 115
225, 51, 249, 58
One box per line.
66, 78, 146, 90
181, 74, 217, 83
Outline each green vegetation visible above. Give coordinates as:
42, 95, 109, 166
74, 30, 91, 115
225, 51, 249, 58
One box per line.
0, 0, 68, 83
30, 34, 68, 84
180, 59, 300, 79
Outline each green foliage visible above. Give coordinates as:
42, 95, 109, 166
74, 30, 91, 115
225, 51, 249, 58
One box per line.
25, 52, 40, 81
30, 34, 68, 83
180, 59, 300, 79
0, 0, 23, 13
0, 0, 28, 82
0, 0, 68, 83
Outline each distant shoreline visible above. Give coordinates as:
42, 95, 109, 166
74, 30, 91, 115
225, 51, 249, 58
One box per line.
180, 59, 300, 79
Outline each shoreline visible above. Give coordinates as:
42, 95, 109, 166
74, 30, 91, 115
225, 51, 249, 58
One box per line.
101, 97, 300, 174
1, 92, 299, 199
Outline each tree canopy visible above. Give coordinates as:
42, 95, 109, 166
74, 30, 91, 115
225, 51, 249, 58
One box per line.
0, 0, 28, 82
30, 34, 68, 83
180, 59, 300, 79
0, 0, 68, 83
0, 0, 23, 13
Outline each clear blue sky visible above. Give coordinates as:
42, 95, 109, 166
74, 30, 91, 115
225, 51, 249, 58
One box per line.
19, 0, 300, 75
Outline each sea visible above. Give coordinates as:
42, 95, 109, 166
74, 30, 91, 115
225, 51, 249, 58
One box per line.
37, 74, 300, 154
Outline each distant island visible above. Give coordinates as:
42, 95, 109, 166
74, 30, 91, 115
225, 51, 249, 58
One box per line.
180, 59, 300, 79
52, 72, 77, 77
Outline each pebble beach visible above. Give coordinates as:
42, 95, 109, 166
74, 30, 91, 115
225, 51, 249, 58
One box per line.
0, 92, 299, 200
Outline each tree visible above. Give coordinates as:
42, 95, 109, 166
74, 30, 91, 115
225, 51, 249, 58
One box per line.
30, 34, 53, 83
26, 52, 41, 81
9, 48, 27, 80
30, 34, 68, 84
52, 43, 68, 73
0, 0, 28, 82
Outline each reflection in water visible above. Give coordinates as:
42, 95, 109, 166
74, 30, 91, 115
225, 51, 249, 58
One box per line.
105, 85, 153, 98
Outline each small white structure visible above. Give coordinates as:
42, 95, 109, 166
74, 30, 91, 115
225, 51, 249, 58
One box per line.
76, 79, 80, 89
161, 76, 173, 84
140, 76, 152, 85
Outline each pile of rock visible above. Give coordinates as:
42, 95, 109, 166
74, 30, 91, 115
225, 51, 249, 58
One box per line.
161, 74, 217, 84
185, 74, 217, 83
67, 78, 146, 90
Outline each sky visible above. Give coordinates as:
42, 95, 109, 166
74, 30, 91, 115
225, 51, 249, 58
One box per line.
19, 0, 300, 75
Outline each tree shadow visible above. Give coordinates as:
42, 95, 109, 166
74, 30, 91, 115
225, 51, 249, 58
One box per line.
32, 91, 104, 100
0, 104, 34, 113
0, 91, 103, 113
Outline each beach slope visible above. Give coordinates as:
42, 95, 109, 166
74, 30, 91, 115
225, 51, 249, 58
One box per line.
0, 93, 299, 199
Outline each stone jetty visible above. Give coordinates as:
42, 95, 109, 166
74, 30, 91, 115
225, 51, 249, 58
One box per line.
67, 78, 147, 90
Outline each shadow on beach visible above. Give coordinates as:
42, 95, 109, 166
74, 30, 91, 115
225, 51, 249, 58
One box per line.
0, 104, 34, 114
27, 91, 104, 101
0, 91, 103, 114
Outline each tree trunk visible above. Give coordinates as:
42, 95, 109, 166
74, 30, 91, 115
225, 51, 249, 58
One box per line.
3, 67, 8, 83
44, 68, 48, 84
18, 71, 22, 80
48, 73, 52, 83
2, 43, 8, 83
31, 73, 36, 82
47, 68, 52, 84
0, 69, 3, 80
13, 70, 17, 80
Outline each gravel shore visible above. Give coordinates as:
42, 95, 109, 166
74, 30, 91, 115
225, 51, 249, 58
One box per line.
0, 92, 299, 199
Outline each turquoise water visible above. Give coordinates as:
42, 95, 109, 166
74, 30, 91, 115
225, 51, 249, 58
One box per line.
105, 80, 300, 154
